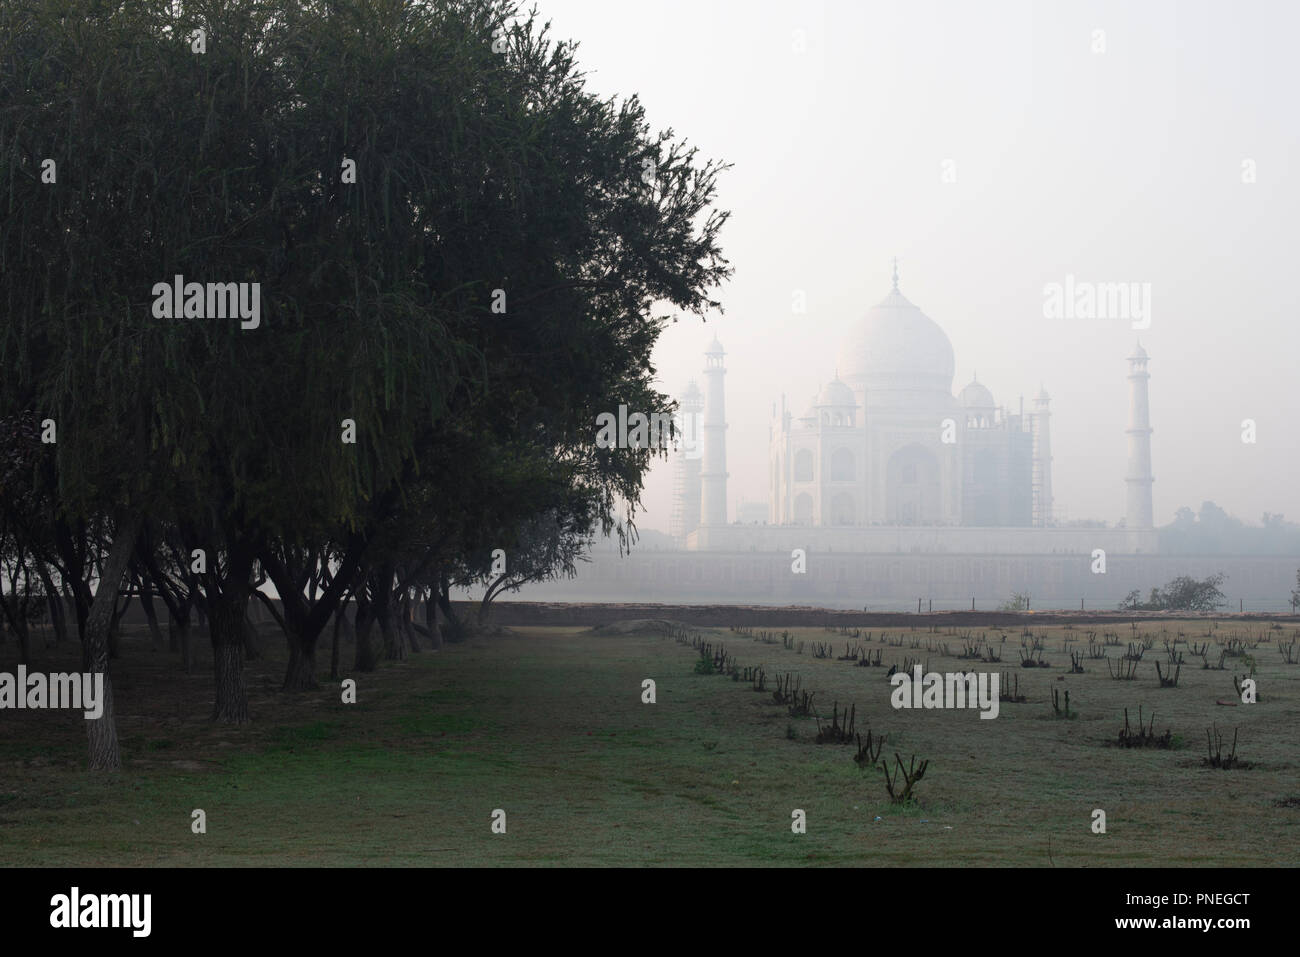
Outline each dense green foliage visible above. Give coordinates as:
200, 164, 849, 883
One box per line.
0, 0, 730, 757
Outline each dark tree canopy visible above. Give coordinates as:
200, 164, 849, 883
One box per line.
0, 0, 731, 761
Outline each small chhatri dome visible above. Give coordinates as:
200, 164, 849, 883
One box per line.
959, 376, 995, 409
1129, 340, 1148, 361
706, 335, 725, 356
815, 378, 857, 408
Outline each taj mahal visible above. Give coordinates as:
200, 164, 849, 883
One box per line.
670, 264, 1158, 557
769, 263, 1044, 530
490, 268, 1297, 608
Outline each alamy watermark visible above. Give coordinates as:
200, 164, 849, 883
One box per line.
0, 666, 104, 719
595, 404, 702, 457
151, 274, 261, 329
1043, 274, 1151, 330
890, 665, 1000, 719
50, 887, 150, 937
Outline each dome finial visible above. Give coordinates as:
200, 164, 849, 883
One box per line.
891, 256, 899, 292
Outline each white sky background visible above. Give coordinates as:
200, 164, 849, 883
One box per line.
537, 0, 1300, 532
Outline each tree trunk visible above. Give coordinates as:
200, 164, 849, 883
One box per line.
12, 619, 31, 666
209, 545, 253, 724
279, 608, 335, 692
379, 592, 403, 661
37, 563, 68, 645
330, 605, 354, 682
437, 580, 458, 644
170, 613, 195, 674
400, 595, 420, 653
168, 598, 195, 672
55, 520, 92, 643
83, 512, 142, 772
139, 578, 165, 650
243, 615, 261, 661
425, 599, 444, 651
49, 594, 68, 644
107, 610, 121, 660
479, 573, 507, 626
353, 600, 378, 672
257, 559, 354, 693
283, 628, 318, 691
329, 610, 343, 682
210, 637, 247, 723
339, 605, 356, 646
168, 600, 185, 653
108, 592, 132, 660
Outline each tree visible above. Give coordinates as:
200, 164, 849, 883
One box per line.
1197, 502, 1236, 531
467, 503, 595, 623
3, 0, 730, 736
0, 413, 46, 664
245, 0, 728, 687
999, 592, 1030, 612
1121, 573, 1227, 613
1159, 573, 1227, 612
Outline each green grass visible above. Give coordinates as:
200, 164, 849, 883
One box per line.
1, 619, 1298, 865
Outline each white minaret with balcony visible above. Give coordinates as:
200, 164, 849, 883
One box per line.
1032, 386, 1053, 527
669, 380, 705, 543
1125, 342, 1154, 528
700, 336, 729, 526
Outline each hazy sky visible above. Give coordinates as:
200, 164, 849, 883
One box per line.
539, 0, 1299, 533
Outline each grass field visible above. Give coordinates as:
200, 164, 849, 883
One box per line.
2, 617, 1299, 866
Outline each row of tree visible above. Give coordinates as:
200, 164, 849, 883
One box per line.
0, 0, 730, 769
1160, 503, 1300, 555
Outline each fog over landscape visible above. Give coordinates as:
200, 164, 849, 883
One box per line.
541, 0, 1300, 534
6, 0, 1300, 898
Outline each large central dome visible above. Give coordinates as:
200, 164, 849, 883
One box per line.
836, 284, 955, 395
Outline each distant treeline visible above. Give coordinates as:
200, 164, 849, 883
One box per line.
1158, 503, 1300, 556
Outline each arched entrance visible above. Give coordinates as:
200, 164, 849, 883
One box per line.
886, 444, 942, 525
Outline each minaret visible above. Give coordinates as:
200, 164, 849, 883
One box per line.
1125, 342, 1154, 528
1031, 387, 1053, 527
669, 380, 705, 543
700, 336, 729, 526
